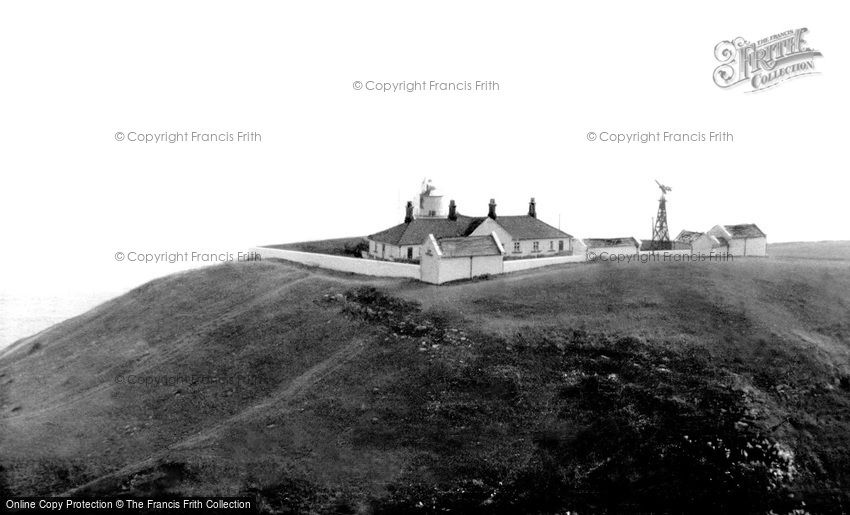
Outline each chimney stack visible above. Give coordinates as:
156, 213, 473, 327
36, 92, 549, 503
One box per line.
404, 201, 414, 223
448, 199, 457, 220
528, 197, 537, 218
488, 198, 497, 219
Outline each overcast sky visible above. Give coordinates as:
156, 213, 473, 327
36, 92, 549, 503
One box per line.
1, 0, 847, 301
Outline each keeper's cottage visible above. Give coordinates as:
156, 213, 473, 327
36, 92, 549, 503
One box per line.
367, 180, 576, 261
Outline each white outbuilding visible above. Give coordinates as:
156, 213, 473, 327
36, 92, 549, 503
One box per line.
691, 233, 730, 255
704, 224, 767, 256
420, 232, 505, 284
674, 230, 704, 249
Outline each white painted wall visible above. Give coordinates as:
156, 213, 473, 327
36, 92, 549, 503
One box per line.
745, 237, 767, 256
470, 218, 512, 251
367, 240, 421, 261
573, 239, 588, 255
728, 239, 746, 256
419, 234, 504, 284
254, 247, 419, 278
471, 254, 504, 277
692, 234, 725, 255
514, 238, 569, 256
439, 257, 474, 284
703, 226, 766, 256
471, 218, 573, 257
419, 236, 441, 284
259, 243, 741, 285
727, 237, 767, 256
503, 254, 586, 273
368, 239, 401, 259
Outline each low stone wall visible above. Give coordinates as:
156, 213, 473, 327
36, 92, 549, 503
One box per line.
503, 254, 587, 273
253, 247, 420, 279
256, 245, 714, 283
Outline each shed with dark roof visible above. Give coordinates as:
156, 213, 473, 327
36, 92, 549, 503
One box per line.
420, 233, 505, 284
470, 209, 576, 257
722, 224, 767, 239
706, 224, 767, 256
367, 214, 484, 261
675, 230, 704, 245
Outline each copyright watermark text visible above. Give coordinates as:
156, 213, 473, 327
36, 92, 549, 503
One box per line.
586, 251, 734, 263
113, 251, 261, 264
114, 131, 262, 143
586, 130, 734, 143
352, 80, 500, 93
5, 497, 254, 513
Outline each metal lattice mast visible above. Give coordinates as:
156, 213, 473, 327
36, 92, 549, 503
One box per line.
651, 180, 672, 248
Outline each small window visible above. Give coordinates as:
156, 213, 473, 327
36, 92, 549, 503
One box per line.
549, 241, 554, 250
513, 241, 521, 252
533, 241, 540, 252
407, 247, 413, 259
558, 240, 564, 251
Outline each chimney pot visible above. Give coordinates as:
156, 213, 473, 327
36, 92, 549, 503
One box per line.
448, 199, 457, 220
528, 197, 537, 218
404, 201, 414, 223
488, 198, 497, 219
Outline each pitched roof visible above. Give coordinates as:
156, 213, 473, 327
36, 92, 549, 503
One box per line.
368, 214, 484, 246
723, 224, 766, 238
436, 235, 503, 257
492, 215, 573, 240
675, 230, 704, 244
697, 234, 728, 248
583, 237, 640, 247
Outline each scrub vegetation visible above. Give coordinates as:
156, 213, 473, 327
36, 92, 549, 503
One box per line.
1, 242, 848, 513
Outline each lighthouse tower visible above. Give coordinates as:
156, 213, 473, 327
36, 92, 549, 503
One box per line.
416, 179, 445, 218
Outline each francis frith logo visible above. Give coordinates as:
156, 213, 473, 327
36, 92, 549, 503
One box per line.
713, 28, 822, 92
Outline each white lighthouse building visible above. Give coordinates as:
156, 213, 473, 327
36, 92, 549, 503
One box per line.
416, 179, 445, 218
366, 180, 577, 262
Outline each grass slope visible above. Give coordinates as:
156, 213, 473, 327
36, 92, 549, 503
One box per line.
264, 237, 369, 257
1, 243, 849, 513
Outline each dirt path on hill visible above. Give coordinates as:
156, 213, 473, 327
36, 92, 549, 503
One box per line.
2, 273, 317, 424
60, 336, 367, 496
169, 336, 366, 451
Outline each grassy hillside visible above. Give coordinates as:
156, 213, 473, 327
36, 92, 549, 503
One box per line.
1, 245, 849, 513
264, 237, 369, 257
769, 240, 850, 261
